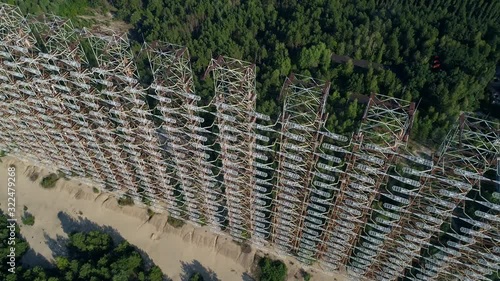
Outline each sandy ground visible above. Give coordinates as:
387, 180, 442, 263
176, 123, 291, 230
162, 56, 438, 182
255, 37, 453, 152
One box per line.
0, 156, 349, 281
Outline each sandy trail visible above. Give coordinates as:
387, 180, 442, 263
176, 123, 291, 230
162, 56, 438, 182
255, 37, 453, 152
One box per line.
0, 156, 348, 281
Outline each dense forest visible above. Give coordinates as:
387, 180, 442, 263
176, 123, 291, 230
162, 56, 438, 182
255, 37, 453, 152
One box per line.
0, 211, 165, 281
3, 0, 500, 144
118, 0, 500, 147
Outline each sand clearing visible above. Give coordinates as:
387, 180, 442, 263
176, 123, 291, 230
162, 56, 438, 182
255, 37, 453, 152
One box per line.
0, 156, 348, 281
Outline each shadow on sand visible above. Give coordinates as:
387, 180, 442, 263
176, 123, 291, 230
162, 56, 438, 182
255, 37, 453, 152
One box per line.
42, 211, 170, 280
241, 272, 256, 281
180, 259, 221, 281
20, 248, 53, 269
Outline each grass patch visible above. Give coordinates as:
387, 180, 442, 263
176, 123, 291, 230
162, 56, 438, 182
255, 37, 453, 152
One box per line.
258, 257, 287, 281
92, 187, 100, 193
142, 196, 152, 206
117, 195, 134, 206
167, 215, 185, 228
22, 213, 35, 226
40, 173, 60, 188
302, 270, 312, 281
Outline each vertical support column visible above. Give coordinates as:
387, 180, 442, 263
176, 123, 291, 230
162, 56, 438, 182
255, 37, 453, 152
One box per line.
0, 5, 36, 156
205, 56, 262, 242
28, 15, 93, 180
0, 4, 61, 169
80, 28, 137, 198
310, 129, 351, 269
249, 112, 277, 248
272, 74, 329, 259
82, 28, 172, 210
317, 94, 414, 275
146, 42, 216, 222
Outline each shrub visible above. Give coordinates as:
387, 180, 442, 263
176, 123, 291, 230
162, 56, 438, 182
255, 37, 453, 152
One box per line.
189, 272, 204, 281
68, 231, 113, 256
167, 215, 185, 228
92, 187, 99, 194
303, 271, 312, 281
147, 208, 155, 217
117, 195, 134, 206
258, 257, 287, 281
141, 195, 152, 206
22, 213, 35, 226
40, 173, 60, 188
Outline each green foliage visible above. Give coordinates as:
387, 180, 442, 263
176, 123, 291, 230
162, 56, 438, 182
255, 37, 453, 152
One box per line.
302, 270, 312, 281
189, 272, 204, 281
0, 210, 29, 281
69, 231, 113, 256
142, 195, 152, 206
21, 213, 35, 226
40, 173, 60, 189
4, 0, 109, 17
55, 257, 70, 271
258, 257, 287, 281
0, 211, 166, 280
147, 208, 155, 217
92, 187, 100, 194
149, 266, 164, 281
117, 195, 134, 206
108, 0, 499, 145
167, 215, 185, 228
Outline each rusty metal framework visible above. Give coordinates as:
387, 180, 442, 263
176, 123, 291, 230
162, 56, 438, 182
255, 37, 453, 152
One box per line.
406, 194, 499, 281
204, 56, 274, 242
146, 42, 216, 223
316, 94, 415, 274
0, 4, 49, 166
0, 5, 499, 281
27, 14, 99, 188
271, 75, 330, 261
364, 113, 499, 281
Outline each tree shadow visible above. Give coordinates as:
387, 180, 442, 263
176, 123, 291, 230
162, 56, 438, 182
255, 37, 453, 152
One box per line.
47, 211, 169, 279
180, 259, 220, 281
241, 272, 255, 281
43, 233, 68, 257
20, 248, 53, 269
56, 211, 125, 245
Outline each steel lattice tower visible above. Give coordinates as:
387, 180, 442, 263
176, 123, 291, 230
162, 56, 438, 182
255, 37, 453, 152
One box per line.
0, 4, 53, 167
204, 56, 272, 242
271, 74, 330, 259
79, 28, 144, 200
365, 113, 499, 281
27, 14, 103, 188
146, 41, 217, 222
315, 94, 414, 274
